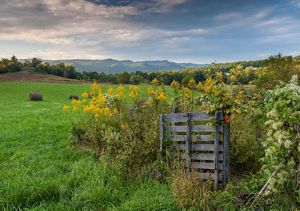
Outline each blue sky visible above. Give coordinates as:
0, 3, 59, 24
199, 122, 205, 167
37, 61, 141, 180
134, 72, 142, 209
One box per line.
0, 0, 300, 63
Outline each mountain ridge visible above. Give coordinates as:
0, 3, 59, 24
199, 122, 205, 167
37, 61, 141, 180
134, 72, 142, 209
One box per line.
39, 59, 207, 74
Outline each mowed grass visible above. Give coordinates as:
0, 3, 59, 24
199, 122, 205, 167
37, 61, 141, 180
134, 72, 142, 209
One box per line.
0, 82, 176, 210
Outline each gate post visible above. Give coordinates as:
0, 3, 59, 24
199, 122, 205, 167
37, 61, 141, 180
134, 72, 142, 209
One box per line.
214, 110, 223, 189
186, 112, 192, 172
223, 113, 230, 184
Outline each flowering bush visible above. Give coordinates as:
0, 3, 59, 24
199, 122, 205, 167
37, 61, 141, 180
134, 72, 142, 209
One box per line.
262, 75, 300, 198
64, 82, 170, 176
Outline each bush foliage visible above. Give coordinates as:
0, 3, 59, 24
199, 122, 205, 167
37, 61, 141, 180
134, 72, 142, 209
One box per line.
65, 70, 300, 209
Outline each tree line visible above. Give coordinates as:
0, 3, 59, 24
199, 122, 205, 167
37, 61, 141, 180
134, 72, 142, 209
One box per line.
1, 55, 299, 87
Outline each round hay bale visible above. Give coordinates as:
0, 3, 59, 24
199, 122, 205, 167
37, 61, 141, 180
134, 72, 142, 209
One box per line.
69, 95, 79, 100
29, 92, 43, 101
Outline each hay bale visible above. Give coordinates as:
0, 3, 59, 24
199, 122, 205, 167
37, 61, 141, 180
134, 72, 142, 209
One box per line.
69, 95, 79, 100
29, 92, 43, 101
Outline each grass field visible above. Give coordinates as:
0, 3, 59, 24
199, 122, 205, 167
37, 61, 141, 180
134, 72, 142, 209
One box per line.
0, 82, 176, 210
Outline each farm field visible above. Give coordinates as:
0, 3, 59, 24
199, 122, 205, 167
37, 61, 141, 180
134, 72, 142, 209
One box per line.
0, 82, 176, 210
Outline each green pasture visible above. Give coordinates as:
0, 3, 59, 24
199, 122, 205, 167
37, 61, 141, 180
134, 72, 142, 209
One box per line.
0, 82, 176, 210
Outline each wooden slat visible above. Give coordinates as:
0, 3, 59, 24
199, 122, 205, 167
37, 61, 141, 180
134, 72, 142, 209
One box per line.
192, 125, 215, 132
176, 144, 224, 152
168, 134, 213, 142
180, 153, 223, 161
191, 112, 212, 121
214, 110, 222, 189
167, 125, 187, 132
162, 112, 212, 122
168, 135, 187, 142
162, 113, 187, 122
223, 121, 230, 183
191, 162, 223, 170
191, 153, 223, 161
200, 173, 223, 181
193, 144, 224, 151
167, 125, 215, 133
192, 135, 213, 142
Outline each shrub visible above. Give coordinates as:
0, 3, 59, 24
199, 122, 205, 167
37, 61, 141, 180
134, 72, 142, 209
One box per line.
230, 113, 264, 174
68, 83, 170, 177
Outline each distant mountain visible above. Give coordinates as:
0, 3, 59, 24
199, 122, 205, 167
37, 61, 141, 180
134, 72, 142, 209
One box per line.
42, 59, 206, 74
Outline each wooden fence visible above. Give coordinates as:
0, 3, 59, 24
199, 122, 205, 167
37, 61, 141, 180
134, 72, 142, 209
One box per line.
160, 110, 230, 189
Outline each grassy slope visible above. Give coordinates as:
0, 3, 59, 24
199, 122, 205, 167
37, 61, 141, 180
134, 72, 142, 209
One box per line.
0, 82, 176, 210
0, 69, 80, 83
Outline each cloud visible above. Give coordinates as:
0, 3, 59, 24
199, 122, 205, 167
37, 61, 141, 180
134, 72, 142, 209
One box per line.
0, 0, 300, 62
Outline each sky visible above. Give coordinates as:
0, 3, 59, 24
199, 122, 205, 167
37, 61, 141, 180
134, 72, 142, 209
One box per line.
0, 0, 300, 63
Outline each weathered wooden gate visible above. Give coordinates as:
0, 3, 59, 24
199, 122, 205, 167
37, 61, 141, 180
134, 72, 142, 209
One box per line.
160, 110, 230, 189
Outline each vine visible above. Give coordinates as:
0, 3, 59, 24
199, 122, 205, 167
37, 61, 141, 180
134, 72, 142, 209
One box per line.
262, 75, 300, 198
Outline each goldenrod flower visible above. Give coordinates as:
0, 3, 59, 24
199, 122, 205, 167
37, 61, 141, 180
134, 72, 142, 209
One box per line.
183, 87, 191, 98
203, 78, 214, 94
151, 78, 159, 86
81, 92, 89, 98
106, 87, 114, 96
95, 94, 106, 105
188, 78, 196, 89
83, 105, 95, 113
170, 80, 180, 89
102, 107, 112, 117
156, 92, 167, 101
116, 85, 125, 99
129, 85, 139, 99
71, 99, 81, 111
81, 99, 87, 104
91, 81, 102, 96
63, 105, 70, 111
147, 86, 155, 95
216, 71, 223, 80
196, 82, 203, 90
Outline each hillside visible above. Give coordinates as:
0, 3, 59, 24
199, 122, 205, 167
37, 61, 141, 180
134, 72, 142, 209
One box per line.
0, 67, 80, 83
43, 59, 206, 73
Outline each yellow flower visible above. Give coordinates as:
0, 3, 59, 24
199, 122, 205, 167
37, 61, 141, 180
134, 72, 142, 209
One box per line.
63, 105, 70, 111
129, 85, 139, 99
182, 87, 191, 98
203, 78, 214, 94
196, 82, 203, 90
151, 78, 159, 86
170, 80, 180, 89
147, 86, 155, 95
91, 81, 102, 96
156, 92, 167, 101
102, 107, 112, 117
216, 71, 223, 80
81, 92, 89, 98
188, 78, 196, 89
106, 87, 114, 96
229, 75, 237, 83
116, 85, 125, 99
83, 105, 92, 113
71, 99, 81, 111
95, 94, 106, 105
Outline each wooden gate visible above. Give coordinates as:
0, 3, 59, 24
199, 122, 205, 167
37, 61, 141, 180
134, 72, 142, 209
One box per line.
159, 110, 229, 189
